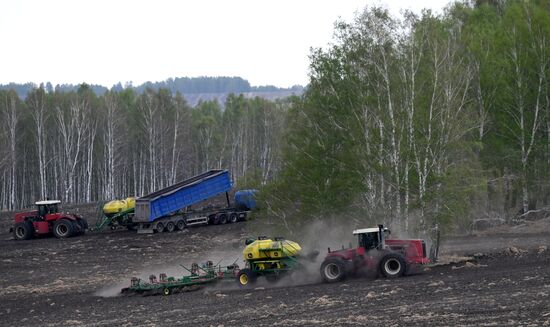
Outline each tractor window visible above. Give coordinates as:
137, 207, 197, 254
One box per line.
38, 205, 47, 217
358, 232, 379, 250
49, 204, 58, 214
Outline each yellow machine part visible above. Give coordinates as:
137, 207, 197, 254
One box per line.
254, 261, 286, 270
103, 197, 136, 215
125, 197, 136, 209
243, 239, 302, 261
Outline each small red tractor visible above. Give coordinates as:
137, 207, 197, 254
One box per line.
10, 200, 88, 240
320, 225, 429, 282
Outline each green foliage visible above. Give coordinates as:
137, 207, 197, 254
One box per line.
265, 0, 550, 234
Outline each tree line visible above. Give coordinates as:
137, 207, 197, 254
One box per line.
0, 86, 289, 210
0, 76, 305, 100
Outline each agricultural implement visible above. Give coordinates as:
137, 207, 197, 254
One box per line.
121, 261, 240, 296
236, 236, 316, 287
93, 197, 136, 231
120, 236, 310, 295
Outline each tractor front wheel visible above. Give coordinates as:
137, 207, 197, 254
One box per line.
53, 219, 75, 238
237, 269, 257, 287
13, 221, 34, 240
320, 258, 348, 283
379, 253, 406, 278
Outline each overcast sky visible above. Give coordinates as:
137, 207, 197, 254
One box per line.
0, 0, 447, 88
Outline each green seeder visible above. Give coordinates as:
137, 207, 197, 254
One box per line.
120, 261, 240, 296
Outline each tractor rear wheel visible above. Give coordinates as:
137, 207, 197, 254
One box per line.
379, 253, 406, 278
81, 218, 88, 230
228, 213, 238, 223
166, 221, 175, 232
237, 269, 257, 288
320, 258, 348, 283
53, 219, 75, 238
74, 219, 87, 235
13, 221, 34, 240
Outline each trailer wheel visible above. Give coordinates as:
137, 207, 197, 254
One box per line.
320, 258, 348, 283
53, 219, 75, 238
166, 222, 175, 232
228, 213, 238, 223
379, 253, 406, 278
211, 215, 220, 225
175, 219, 186, 230
237, 269, 257, 287
162, 287, 171, 296
155, 222, 165, 232
13, 221, 34, 240
219, 214, 227, 224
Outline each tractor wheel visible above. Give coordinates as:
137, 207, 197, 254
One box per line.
156, 222, 165, 232
166, 221, 175, 233
79, 218, 89, 230
379, 253, 407, 278
228, 213, 238, 223
219, 214, 227, 224
72, 220, 83, 234
74, 219, 87, 235
237, 269, 257, 288
13, 221, 34, 240
320, 258, 348, 283
53, 219, 75, 238
175, 219, 186, 231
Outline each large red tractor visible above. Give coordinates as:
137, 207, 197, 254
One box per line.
320, 225, 429, 282
10, 200, 88, 240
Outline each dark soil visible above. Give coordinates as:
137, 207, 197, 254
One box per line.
0, 210, 549, 326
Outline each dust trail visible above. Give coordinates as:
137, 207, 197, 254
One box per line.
95, 281, 129, 297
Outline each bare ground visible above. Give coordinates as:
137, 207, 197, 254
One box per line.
0, 211, 549, 326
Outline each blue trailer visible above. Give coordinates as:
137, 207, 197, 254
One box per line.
132, 170, 256, 233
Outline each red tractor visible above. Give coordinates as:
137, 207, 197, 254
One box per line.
320, 225, 429, 282
10, 200, 88, 240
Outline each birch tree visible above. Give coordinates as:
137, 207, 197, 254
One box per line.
26, 87, 49, 200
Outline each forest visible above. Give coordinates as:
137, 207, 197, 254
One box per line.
1, 0, 549, 234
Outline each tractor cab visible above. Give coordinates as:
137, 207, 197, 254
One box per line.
36, 200, 61, 218
353, 225, 391, 251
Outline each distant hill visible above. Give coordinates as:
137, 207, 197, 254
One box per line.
0, 77, 305, 105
